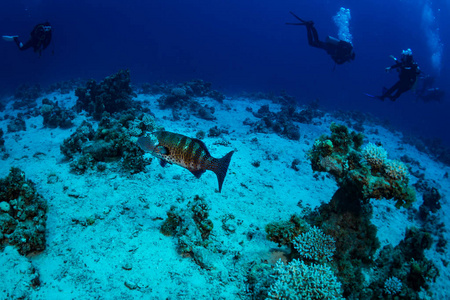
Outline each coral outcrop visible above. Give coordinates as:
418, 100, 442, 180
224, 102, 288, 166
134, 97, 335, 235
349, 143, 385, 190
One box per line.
265, 214, 309, 251
0, 168, 47, 255
153, 79, 224, 121
302, 123, 437, 298
75, 69, 138, 120
40, 98, 75, 128
160, 195, 215, 269
308, 123, 415, 208
244, 104, 301, 141
61, 112, 159, 174
7, 115, 27, 133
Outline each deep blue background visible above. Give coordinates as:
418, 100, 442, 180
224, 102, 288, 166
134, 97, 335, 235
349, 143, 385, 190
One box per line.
1, 0, 448, 145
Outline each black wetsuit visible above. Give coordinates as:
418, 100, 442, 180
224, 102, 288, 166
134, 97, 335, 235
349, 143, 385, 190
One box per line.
304, 23, 354, 64
14, 22, 52, 55
287, 12, 355, 65
380, 60, 421, 101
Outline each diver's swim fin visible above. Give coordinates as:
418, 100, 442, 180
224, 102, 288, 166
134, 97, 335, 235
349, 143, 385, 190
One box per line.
364, 93, 384, 101
364, 93, 376, 98
2, 35, 18, 42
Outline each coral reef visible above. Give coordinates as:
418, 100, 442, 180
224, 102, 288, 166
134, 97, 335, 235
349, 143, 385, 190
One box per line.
0, 168, 47, 255
40, 98, 75, 128
160, 195, 215, 269
7, 115, 26, 133
418, 185, 442, 221
308, 123, 415, 208
75, 69, 138, 120
13, 84, 42, 109
61, 112, 158, 174
265, 214, 309, 251
267, 259, 344, 299
154, 79, 224, 121
304, 190, 380, 297
60, 121, 95, 159
303, 123, 438, 298
244, 104, 301, 140
369, 227, 438, 298
246, 262, 276, 300
239, 89, 296, 106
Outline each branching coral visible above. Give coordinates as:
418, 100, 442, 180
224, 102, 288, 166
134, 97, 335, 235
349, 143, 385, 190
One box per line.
268, 259, 344, 300
362, 142, 387, 173
293, 226, 336, 263
384, 276, 402, 295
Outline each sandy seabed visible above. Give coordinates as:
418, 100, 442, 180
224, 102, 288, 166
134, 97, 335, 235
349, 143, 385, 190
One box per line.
0, 91, 449, 299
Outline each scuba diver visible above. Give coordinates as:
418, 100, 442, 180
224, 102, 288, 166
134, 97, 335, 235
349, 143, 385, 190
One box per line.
415, 75, 445, 102
2, 22, 52, 56
375, 49, 421, 101
286, 11, 355, 65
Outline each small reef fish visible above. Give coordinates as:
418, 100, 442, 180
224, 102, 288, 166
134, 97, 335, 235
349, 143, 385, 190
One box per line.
137, 131, 234, 192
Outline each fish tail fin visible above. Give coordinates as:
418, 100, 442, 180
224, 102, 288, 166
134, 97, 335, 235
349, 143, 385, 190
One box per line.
210, 151, 234, 192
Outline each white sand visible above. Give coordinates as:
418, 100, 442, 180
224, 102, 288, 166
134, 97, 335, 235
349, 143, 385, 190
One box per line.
0, 91, 449, 299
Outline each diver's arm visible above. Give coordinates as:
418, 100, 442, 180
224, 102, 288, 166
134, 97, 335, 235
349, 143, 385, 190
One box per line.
386, 62, 401, 72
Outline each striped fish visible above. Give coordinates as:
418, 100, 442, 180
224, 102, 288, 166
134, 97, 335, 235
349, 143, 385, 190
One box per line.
137, 131, 234, 192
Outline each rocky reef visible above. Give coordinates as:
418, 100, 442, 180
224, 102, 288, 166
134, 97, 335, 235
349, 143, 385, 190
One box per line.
13, 84, 42, 110
0, 168, 48, 255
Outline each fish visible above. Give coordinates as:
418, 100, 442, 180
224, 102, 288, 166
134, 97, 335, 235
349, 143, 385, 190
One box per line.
137, 131, 234, 192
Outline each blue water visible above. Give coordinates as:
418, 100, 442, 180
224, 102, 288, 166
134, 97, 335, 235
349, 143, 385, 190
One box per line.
1, 0, 448, 145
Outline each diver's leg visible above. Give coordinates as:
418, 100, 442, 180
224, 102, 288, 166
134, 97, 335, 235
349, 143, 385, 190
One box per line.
380, 81, 399, 100
306, 25, 324, 48
391, 84, 410, 101
15, 37, 32, 51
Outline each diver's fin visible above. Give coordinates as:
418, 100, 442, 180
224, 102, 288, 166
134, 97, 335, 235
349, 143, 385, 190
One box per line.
364, 93, 384, 101
364, 93, 376, 98
288, 11, 306, 23
2, 35, 18, 42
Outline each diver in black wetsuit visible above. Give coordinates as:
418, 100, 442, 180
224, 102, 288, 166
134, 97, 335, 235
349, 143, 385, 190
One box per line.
377, 49, 421, 101
415, 75, 445, 102
3, 22, 52, 56
286, 11, 355, 65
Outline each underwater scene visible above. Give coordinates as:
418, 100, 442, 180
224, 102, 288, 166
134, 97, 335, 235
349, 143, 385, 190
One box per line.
0, 0, 449, 299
